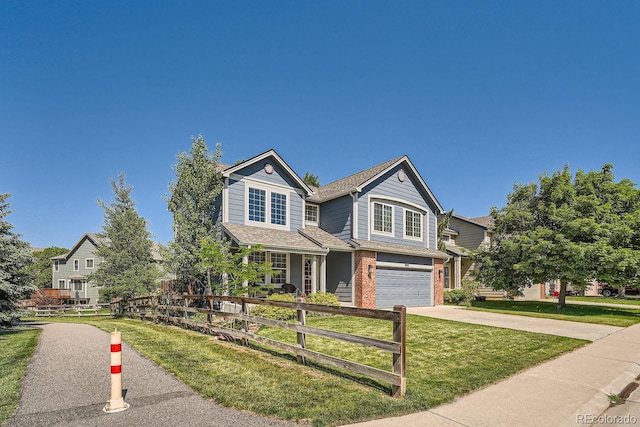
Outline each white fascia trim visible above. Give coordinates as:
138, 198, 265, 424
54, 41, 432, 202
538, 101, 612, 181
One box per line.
356, 157, 407, 192
352, 193, 359, 239
376, 261, 434, 271
223, 177, 229, 223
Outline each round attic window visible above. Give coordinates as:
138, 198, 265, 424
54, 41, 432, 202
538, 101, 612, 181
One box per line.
264, 163, 274, 174
397, 169, 406, 182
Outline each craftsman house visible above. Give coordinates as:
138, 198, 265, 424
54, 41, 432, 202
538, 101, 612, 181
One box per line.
215, 149, 449, 309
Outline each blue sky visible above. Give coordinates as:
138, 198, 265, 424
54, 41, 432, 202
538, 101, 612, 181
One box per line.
2, 1, 639, 249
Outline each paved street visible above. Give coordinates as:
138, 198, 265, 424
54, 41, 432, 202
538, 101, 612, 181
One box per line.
6, 322, 297, 427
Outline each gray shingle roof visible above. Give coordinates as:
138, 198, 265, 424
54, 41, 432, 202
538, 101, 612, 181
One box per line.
445, 244, 469, 257
222, 223, 327, 254
351, 239, 449, 259
298, 226, 353, 251
307, 157, 403, 202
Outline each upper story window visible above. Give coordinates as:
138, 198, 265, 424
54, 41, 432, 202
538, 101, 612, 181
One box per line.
247, 185, 288, 228
86, 258, 94, 269
271, 192, 287, 226
248, 187, 266, 223
53, 261, 59, 272
373, 202, 393, 235
73, 259, 80, 271
305, 204, 319, 225
404, 209, 422, 239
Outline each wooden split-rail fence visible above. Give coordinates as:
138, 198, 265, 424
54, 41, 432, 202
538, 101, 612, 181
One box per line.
111, 294, 406, 398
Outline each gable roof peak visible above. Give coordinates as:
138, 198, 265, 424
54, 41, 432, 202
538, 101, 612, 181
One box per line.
222, 148, 313, 196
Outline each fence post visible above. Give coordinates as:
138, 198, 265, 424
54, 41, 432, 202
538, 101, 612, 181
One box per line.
296, 306, 306, 365
241, 301, 249, 346
392, 305, 406, 398
183, 296, 188, 321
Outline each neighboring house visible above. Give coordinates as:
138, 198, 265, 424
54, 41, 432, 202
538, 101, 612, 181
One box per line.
214, 149, 449, 309
441, 215, 505, 298
51, 233, 169, 305
50, 233, 107, 305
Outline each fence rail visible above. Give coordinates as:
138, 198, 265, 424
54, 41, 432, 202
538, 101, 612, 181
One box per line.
32, 304, 111, 317
112, 294, 406, 397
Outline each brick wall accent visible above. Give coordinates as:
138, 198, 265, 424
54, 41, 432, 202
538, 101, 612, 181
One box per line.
433, 258, 444, 306
354, 250, 377, 309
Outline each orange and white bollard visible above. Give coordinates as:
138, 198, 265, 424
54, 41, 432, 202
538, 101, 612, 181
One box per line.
103, 329, 129, 413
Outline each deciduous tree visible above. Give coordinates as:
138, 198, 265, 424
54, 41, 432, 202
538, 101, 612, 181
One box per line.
165, 135, 224, 291
25, 246, 68, 289
473, 164, 640, 307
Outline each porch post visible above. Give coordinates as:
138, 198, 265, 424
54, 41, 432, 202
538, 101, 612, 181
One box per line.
320, 255, 326, 293
455, 256, 462, 289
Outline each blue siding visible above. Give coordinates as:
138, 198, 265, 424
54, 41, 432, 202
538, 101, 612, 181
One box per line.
319, 195, 352, 242
234, 157, 299, 189
357, 165, 439, 249
227, 179, 245, 225
290, 253, 302, 289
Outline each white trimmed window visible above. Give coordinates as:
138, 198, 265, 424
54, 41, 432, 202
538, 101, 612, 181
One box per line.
248, 188, 266, 223
248, 251, 288, 285
53, 261, 59, 272
74, 281, 84, 291
270, 253, 287, 285
404, 209, 422, 239
73, 259, 79, 271
58, 279, 66, 289
85, 258, 94, 269
247, 186, 288, 229
373, 202, 393, 235
270, 192, 287, 226
305, 204, 319, 225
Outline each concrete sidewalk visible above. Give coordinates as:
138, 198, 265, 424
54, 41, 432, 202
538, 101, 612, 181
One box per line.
7, 322, 296, 427
406, 305, 622, 341
346, 308, 640, 427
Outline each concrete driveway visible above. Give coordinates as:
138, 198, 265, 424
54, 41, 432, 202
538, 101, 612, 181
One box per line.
407, 305, 622, 341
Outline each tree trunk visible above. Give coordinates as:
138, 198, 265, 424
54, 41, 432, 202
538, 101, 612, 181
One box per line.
558, 281, 568, 308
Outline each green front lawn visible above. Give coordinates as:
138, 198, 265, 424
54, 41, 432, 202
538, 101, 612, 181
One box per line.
470, 300, 640, 327
0, 328, 40, 425
29, 315, 585, 426
567, 296, 640, 306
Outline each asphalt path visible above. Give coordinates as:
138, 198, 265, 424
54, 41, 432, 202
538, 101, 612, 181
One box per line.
7, 322, 299, 427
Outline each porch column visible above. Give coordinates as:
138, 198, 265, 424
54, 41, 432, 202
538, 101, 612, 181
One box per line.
454, 256, 462, 289
320, 255, 326, 293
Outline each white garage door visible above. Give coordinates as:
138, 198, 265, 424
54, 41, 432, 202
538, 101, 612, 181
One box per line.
376, 268, 432, 308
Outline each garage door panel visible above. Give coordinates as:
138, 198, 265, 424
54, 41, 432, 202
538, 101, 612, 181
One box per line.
376, 268, 432, 308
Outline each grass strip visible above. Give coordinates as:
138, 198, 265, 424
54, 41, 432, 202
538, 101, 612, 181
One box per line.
469, 300, 640, 327
567, 296, 640, 306
31, 315, 586, 426
0, 328, 40, 425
